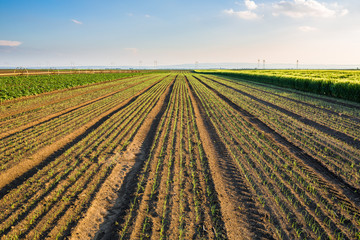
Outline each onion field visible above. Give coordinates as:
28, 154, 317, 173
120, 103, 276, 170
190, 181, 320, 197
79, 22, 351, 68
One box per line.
1, 72, 360, 239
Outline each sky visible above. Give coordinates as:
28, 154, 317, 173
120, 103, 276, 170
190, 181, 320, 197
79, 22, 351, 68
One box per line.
0, 0, 360, 68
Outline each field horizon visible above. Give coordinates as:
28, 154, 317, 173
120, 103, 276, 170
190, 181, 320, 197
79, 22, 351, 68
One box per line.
1, 62, 360, 70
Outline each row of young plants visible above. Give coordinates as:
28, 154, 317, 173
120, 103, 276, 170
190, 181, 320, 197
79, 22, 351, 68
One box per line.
0, 74, 160, 132
188, 74, 360, 239
118, 77, 178, 239
201, 74, 360, 140
0, 76, 174, 239
123, 77, 184, 239
153, 77, 181, 240
0, 72, 150, 101
175, 77, 225, 239
0, 76, 165, 172
194, 74, 348, 238
196, 70, 360, 103
156, 77, 223, 239
2, 75, 173, 238
118, 76, 225, 239
188, 75, 295, 238
184, 76, 227, 239
198, 74, 360, 190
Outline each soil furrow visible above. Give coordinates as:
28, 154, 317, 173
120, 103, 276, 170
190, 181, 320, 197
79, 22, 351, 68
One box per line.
186, 76, 264, 240
92, 77, 176, 240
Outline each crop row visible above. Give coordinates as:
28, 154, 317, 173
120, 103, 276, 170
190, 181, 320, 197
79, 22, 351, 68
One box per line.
202, 75, 360, 138
0, 75, 167, 173
0, 75, 174, 239
198, 74, 360, 190
187, 74, 360, 239
117, 75, 225, 239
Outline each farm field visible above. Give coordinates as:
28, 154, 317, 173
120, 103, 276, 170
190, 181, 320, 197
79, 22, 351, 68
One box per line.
0, 71, 148, 101
197, 69, 360, 103
1, 72, 360, 239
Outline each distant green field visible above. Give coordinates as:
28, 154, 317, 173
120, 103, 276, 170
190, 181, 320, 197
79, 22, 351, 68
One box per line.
0, 72, 147, 101
196, 70, 360, 103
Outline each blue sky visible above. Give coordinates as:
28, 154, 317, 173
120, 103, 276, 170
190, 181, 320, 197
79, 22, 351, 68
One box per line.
1, 0, 359, 67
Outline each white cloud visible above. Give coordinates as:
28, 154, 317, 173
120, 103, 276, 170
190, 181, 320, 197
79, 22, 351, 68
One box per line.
224, 9, 260, 20
299, 26, 317, 32
71, 19, 83, 24
0, 40, 22, 47
272, 0, 348, 18
245, 0, 258, 10
124, 48, 138, 54
145, 14, 151, 18
225, 0, 261, 20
